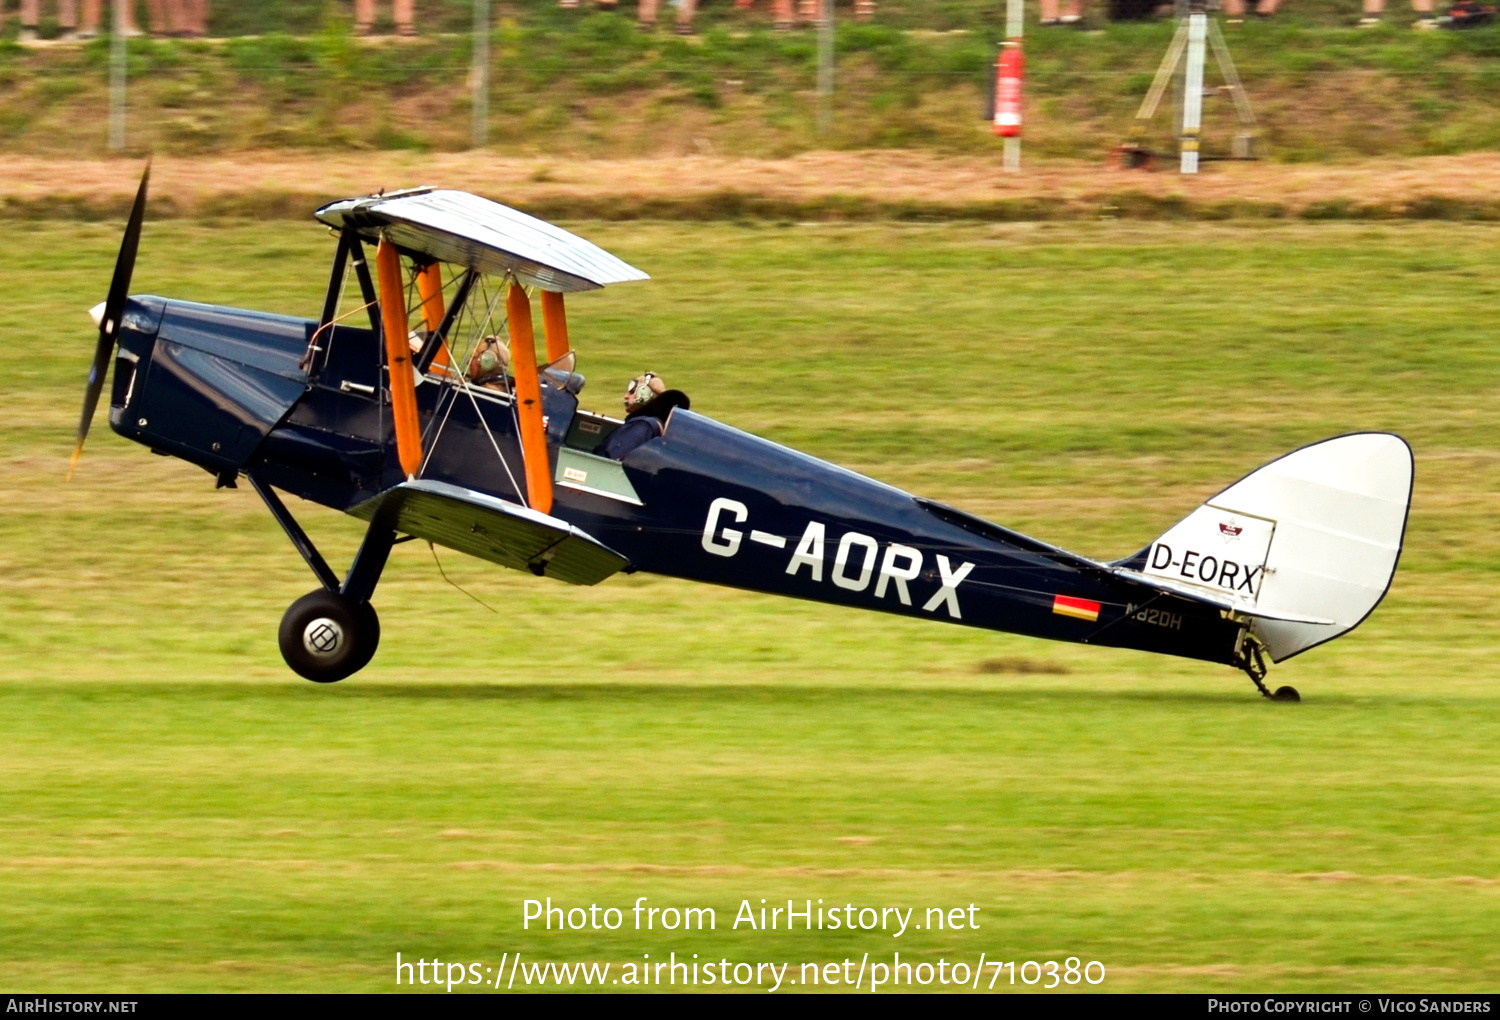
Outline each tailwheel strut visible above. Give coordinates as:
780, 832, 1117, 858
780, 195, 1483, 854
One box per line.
1235, 631, 1299, 702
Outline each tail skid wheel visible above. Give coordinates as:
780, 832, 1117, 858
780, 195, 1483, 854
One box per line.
1234, 631, 1296, 702
278, 589, 380, 683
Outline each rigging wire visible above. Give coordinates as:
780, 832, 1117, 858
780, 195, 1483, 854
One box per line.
415, 270, 526, 502
429, 542, 499, 615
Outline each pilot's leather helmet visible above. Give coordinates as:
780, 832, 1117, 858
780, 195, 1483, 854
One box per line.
468, 336, 511, 383
625, 372, 665, 413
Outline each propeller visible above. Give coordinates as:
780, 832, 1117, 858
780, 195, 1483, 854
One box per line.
68, 161, 150, 481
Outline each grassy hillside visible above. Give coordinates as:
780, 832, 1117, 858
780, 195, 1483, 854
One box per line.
1, 219, 1497, 990
1, 4, 1498, 161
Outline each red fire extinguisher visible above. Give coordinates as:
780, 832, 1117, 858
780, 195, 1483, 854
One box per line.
994, 44, 1024, 138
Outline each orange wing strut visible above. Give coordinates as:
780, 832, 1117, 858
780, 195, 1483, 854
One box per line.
506, 283, 554, 515
375, 239, 424, 480
541, 290, 570, 363
414, 262, 452, 374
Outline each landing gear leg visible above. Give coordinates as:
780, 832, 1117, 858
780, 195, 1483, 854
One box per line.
251, 472, 394, 683
1234, 630, 1299, 702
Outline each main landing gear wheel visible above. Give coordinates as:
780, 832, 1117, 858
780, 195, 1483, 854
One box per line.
278, 589, 381, 683
1271, 685, 1301, 703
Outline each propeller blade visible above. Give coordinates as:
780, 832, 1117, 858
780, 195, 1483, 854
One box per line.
69, 161, 150, 480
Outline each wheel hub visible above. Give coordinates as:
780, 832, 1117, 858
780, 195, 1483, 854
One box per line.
303, 618, 345, 658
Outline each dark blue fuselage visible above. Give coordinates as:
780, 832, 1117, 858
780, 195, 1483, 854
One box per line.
109, 296, 1242, 668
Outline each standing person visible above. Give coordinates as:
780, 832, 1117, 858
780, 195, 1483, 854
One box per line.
144, 0, 177, 36
637, 0, 698, 33
19, 0, 80, 41
178, 0, 208, 36
355, 0, 416, 36
1359, 0, 1438, 26
1039, 0, 1086, 25
742, 0, 873, 25
661, 0, 872, 33
735, 0, 797, 29
74, 0, 146, 38
141, 0, 206, 37
1223, 0, 1279, 20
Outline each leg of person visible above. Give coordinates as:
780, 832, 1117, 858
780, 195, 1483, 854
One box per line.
1411, 0, 1437, 28
1254, 0, 1279, 17
354, 0, 375, 34
798, 0, 818, 22
638, 0, 658, 28
1360, 0, 1384, 24
59, 0, 79, 36
772, 0, 793, 25
20, 0, 39, 40
1040, 0, 1061, 25
118, 0, 142, 33
1223, 0, 1245, 20
165, 0, 187, 35
675, 0, 696, 33
855, 0, 874, 20
1060, 0, 1084, 24
394, 0, 414, 35
173, 0, 194, 36
144, 0, 168, 35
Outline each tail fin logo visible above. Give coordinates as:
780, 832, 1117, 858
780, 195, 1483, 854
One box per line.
1218, 520, 1244, 540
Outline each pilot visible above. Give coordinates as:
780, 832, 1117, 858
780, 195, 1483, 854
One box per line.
597, 372, 691, 460
466, 336, 511, 390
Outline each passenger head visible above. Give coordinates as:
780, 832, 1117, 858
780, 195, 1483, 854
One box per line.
624, 372, 665, 414
468, 336, 510, 383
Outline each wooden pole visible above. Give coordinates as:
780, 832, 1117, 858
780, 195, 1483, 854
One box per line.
472, 0, 490, 148
109, 0, 126, 151
1004, 0, 1022, 173
1181, 7, 1206, 174
817, 0, 834, 137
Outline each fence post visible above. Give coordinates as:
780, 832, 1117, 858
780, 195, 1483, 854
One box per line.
817, 0, 834, 137
473, 0, 490, 148
109, 0, 127, 151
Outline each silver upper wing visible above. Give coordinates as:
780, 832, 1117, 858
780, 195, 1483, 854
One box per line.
315, 188, 649, 293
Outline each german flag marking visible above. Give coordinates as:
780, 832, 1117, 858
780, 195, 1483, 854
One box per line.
1052, 594, 1101, 622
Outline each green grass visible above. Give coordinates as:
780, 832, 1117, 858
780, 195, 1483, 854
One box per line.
2, 220, 1498, 991
2, 4, 1499, 159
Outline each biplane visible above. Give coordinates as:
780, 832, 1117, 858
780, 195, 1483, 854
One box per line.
71, 169, 1413, 699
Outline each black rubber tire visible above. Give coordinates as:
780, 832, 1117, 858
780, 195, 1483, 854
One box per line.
1272, 685, 1301, 703
278, 589, 369, 684
348, 600, 381, 675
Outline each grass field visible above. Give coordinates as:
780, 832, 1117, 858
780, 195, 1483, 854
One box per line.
2, 218, 1498, 991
